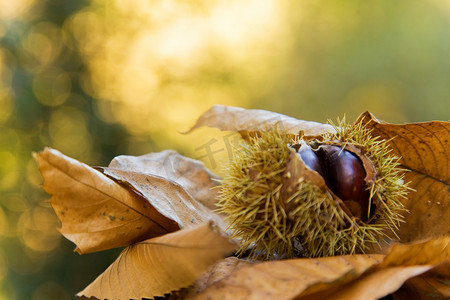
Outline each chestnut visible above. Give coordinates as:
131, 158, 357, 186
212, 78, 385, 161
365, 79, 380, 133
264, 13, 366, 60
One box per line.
296, 143, 326, 179
318, 145, 370, 220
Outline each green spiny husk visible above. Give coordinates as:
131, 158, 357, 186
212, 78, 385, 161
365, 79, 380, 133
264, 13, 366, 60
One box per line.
217, 119, 409, 259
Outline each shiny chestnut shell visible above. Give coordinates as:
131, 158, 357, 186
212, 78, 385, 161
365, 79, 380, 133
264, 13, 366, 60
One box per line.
317, 145, 370, 220
296, 143, 326, 179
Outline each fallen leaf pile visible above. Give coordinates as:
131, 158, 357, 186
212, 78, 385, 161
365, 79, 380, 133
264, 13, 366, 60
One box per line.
34, 105, 449, 300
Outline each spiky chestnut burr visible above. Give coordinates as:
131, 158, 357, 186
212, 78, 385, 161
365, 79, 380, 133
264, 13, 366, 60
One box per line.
217, 119, 409, 259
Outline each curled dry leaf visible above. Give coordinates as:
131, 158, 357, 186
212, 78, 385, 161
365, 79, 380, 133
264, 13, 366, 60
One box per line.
187, 257, 253, 297
391, 262, 450, 300
105, 150, 221, 210
187, 254, 383, 300
99, 150, 225, 230
297, 236, 450, 300
378, 235, 450, 267
77, 221, 237, 300
187, 237, 449, 300
357, 111, 450, 243
185, 104, 335, 138
33, 148, 179, 254
299, 265, 433, 300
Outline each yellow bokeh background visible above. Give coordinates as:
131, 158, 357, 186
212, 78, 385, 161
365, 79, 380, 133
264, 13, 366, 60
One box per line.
0, 0, 449, 298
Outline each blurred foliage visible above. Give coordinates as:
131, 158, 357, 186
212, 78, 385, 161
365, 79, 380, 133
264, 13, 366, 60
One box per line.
0, 0, 448, 299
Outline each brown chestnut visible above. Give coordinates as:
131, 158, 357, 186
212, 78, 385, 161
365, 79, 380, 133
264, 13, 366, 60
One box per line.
318, 145, 370, 220
296, 143, 326, 179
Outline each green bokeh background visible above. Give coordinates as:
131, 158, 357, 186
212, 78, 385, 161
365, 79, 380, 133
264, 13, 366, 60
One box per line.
0, 0, 448, 299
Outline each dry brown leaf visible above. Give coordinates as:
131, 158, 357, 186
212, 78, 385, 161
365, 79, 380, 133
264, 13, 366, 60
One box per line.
298, 265, 434, 300
378, 236, 450, 268
105, 150, 221, 210
187, 254, 384, 300
33, 147, 179, 254
357, 111, 450, 243
187, 257, 254, 297
391, 262, 450, 300
98, 151, 225, 230
188, 237, 449, 300
77, 221, 237, 300
296, 236, 450, 300
100, 168, 225, 230
185, 105, 335, 138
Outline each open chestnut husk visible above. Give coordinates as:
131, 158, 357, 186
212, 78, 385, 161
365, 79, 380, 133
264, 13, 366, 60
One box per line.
217, 121, 409, 259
